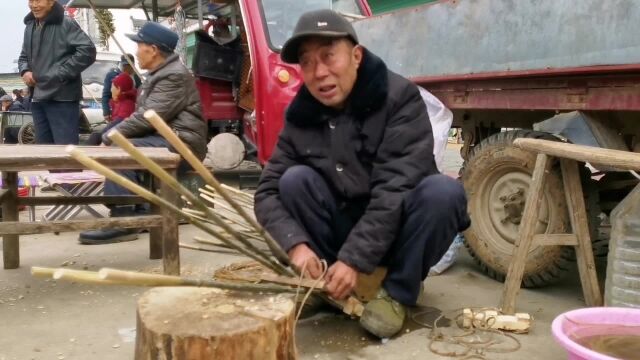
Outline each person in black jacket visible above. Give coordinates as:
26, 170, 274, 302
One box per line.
18, 0, 96, 145
254, 10, 470, 338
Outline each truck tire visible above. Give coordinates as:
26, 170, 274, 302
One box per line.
461, 130, 574, 287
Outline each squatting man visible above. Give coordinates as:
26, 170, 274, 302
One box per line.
254, 10, 470, 338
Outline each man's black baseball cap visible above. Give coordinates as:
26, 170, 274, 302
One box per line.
280, 9, 359, 64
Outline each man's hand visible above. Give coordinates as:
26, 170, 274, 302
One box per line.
22, 72, 35, 87
288, 243, 323, 279
325, 261, 358, 300
104, 115, 112, 122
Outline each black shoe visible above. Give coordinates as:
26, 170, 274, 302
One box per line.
78, 228, 139, 245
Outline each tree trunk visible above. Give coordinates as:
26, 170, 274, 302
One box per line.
135, 287, 297, 360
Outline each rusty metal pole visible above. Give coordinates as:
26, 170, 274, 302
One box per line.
152, 0, 159, 22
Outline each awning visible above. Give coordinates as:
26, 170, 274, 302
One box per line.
65, 0, 206, 17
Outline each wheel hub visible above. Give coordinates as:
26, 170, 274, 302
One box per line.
500, 188, 525, 225
485, 170, 550, 247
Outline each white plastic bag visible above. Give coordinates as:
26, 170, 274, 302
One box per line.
429, 233, 465, 276
418, 86, 453, 172
418, 87, 462, 276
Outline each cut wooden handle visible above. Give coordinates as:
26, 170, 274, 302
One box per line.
31, 267, 55, 279
54, 269, 117, 285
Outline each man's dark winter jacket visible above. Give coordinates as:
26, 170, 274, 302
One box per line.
254, 49, 438, 274
19, 2, 96, 102
103, 54, 208, 161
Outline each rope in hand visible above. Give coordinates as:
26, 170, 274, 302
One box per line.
294, 259, 328, 323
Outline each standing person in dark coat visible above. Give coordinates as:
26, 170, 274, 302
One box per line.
18, 0, 96, 145
254, 10, 470, 339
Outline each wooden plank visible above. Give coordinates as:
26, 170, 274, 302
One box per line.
18, 195, 146, 206
513, 138, 640, 171
2, 172, 19, 269
0, 216, 163, 236
161, 171, 180, 275
533, 234, 578, 246
560, 159, 603, 307
501, 154, 550, 314
0, 145, 180, 172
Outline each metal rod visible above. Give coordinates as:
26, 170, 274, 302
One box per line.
151, 0, 159, 22
197, 0, 204, 29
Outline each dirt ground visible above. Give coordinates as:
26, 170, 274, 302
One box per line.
0, 145, 590, 360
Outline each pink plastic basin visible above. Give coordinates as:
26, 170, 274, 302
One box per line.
552, 307, 640, 360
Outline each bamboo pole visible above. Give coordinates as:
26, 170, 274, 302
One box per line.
53, 268, 117, 285
180, 243, 241, 256
143, 110, 289, 263
65, 145, 281, 274
106, 130, 285, 274
107, 130, 288, 274
99, 268, 308, 293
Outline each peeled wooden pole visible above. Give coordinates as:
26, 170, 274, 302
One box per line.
143, 110, 289, 263
54, 268, 117, 285
134, 287, 297, 360
106, 130, 288, 275
31, 267, 55, 279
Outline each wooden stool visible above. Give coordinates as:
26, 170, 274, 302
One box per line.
500, 139, 640, 314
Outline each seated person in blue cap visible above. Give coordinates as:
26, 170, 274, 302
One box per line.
79, 22, 207, 244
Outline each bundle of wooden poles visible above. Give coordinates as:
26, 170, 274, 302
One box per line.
32, 110, 364, 316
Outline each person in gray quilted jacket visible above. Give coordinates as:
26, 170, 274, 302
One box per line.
79, 22, 207, 245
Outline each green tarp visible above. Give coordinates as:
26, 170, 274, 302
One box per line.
367, 0, 437, 14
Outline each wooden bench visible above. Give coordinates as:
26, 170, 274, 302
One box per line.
0, 145, 182, 275
500, 138, 640, 314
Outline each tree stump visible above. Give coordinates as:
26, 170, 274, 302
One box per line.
135, 287, 297, 360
